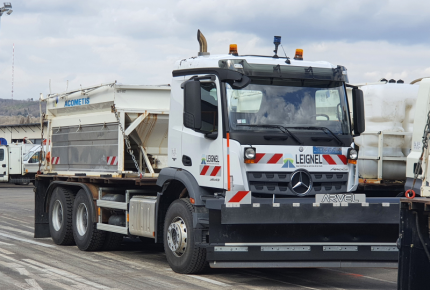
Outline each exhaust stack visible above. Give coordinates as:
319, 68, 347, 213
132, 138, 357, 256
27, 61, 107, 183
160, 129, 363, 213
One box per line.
197, 29, 209, 56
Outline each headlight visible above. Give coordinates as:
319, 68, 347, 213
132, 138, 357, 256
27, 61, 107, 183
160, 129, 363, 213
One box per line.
348, 149, 358, 160
244, 147, 256, 163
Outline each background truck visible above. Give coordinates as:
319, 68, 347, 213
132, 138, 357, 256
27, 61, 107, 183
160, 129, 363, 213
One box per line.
345, 79, 420, 193
34, 31, 399, 274
396, 78, 430, 289
0, 141, 42, 184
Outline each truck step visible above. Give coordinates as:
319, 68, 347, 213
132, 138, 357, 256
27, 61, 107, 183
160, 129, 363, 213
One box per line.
97, 223, 128, 235
97, 200, 127, 210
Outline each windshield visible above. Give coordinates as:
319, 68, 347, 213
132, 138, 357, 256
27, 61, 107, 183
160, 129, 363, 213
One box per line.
23, 151, 33, 162
227, 78, 351, 134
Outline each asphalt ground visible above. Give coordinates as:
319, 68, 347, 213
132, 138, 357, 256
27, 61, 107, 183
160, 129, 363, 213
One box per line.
0, 184, 398, 290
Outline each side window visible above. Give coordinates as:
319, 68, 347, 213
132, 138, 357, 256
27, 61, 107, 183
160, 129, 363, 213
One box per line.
0, 149, 3, 161
29, 152, 40, 163
200, 82, 218, 133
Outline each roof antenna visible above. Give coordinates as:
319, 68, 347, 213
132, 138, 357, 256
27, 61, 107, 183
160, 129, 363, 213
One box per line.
280, 44, 291, 64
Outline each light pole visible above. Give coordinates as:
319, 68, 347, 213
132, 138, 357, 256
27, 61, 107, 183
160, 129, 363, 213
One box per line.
0, 2, 12, 30
0, 2, 12, 32
0, 2, 12, 16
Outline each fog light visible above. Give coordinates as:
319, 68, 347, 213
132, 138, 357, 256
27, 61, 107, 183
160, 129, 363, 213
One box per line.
244, 147, 256, 163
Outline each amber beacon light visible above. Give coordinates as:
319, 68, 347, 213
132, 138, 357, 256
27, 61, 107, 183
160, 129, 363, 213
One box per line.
229, 44, 238, 56
294, 49, 303, 60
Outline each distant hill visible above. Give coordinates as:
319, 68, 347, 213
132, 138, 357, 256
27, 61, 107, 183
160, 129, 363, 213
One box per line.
0, 98, 46, 125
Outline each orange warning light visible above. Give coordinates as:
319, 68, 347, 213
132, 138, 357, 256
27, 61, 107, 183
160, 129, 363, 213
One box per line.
229, 44, 238, 56
294, 49, 303, 60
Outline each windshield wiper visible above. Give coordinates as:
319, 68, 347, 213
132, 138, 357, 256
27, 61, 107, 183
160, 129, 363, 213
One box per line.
237, 124, 303, 144
293, 126, 344, 146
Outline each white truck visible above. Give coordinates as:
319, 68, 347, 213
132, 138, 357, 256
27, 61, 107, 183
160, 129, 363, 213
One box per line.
348, 78, 430, 194
34, 31, 399, 274
396, 79, 430, 288
0, 141, 42, 184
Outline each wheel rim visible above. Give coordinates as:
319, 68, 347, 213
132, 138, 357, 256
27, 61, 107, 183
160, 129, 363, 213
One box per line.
52, 200, 63, 231
167, 216, 187, 257
76, 203, 88, 236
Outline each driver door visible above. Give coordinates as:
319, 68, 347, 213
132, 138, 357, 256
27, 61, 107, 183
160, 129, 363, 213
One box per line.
181, 77, 224, 189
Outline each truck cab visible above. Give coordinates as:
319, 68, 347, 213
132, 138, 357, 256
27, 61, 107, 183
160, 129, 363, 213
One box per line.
168, 55, 362, 199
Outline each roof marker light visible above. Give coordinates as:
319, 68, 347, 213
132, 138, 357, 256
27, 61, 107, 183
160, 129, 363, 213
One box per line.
229, 44, 238, 56
294, 49, 303, 60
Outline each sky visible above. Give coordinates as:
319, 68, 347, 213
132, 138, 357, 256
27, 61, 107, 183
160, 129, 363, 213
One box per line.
0, 0, 430, 100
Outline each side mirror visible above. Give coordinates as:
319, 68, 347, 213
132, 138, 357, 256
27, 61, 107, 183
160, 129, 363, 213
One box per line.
183, 81, 202, 131
352, 88, 365, 136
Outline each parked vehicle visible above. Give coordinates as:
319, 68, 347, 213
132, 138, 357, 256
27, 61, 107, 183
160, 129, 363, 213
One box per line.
397, 78, 430, 288
34, 31, 399, 274
0, 141, 42, 185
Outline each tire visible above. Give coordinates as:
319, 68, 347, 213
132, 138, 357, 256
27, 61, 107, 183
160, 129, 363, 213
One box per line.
72, 189, 106, 251
49, 187, 75, 245
103, 232, 123, 251
164, 199, 207, 274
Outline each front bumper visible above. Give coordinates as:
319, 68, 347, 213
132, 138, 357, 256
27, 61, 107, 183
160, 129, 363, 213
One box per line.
202, 196, 400, 266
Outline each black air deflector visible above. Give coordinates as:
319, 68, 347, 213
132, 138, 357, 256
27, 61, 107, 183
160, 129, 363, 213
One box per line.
218, 59, 348, 82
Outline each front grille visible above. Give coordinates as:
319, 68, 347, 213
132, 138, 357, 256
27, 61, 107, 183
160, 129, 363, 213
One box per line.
247, 171, 348, 197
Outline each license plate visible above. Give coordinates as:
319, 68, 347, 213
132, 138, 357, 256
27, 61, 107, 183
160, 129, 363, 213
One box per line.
315, 193, 366, 204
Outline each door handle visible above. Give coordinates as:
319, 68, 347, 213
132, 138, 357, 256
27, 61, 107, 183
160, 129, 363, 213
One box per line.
1, 164, 5, 167
182, 155, 192, 166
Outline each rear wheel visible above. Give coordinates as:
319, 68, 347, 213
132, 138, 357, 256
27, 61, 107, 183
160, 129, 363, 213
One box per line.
72, 189, 105, 251
163, 199, 207, 274
49, 187, 75, 245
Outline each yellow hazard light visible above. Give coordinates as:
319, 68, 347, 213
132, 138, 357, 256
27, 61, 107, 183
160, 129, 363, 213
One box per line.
294, 49, 303, 60
229, 44, 238, 56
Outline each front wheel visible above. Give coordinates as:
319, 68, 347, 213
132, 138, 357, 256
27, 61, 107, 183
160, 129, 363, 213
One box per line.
163, 199, 207, 274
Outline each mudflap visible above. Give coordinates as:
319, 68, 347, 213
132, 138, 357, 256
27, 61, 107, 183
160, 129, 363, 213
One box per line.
398, 198, 430, 289
34, 179, 50, 238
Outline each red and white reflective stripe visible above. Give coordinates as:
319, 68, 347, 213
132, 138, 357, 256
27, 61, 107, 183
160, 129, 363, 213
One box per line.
200, 165, 221, 176
225, 191, 251, 204
254, 153, 283, 164
107, 156, 118, 166
51, 157, 60, 165
322, 154, 347, 165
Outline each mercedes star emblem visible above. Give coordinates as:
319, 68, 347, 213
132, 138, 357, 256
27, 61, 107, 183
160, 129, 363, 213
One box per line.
290, 170, 312, 195
299, 147, 304, 152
